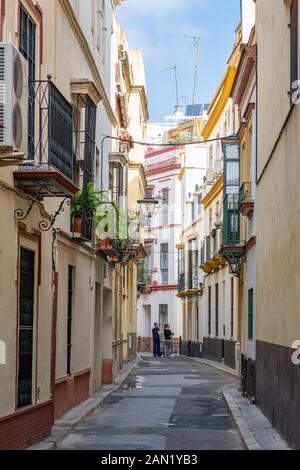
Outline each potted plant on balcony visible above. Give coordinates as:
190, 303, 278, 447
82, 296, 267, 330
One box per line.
71, 190, 83, 234
94, 192, 115, 250
71, 182, 106, 236
94, 194, 139, 259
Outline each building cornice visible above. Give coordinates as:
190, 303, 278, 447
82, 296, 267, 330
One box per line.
231, 44, 256, 107
131, 85, 149, 122
59, 0, 117, 127
202, 175, 224, 208
145, 163, 181, 177
151, 284, 178, 292
202, 66, 237, 140
71, 79, 102, 106
128, 161, 147, 190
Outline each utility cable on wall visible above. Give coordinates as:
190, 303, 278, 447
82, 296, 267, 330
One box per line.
102, 133, 236, 148
101, 132, 236, 198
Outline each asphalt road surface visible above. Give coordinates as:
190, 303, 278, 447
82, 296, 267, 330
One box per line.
58, 355, 244, 450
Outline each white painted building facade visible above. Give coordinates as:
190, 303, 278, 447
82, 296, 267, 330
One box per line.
137, 146, 184, 351
177, 143, 208, 354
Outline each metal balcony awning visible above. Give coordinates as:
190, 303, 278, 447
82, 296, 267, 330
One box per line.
14, 164, 79, 199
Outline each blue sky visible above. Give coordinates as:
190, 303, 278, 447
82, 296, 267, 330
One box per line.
118, 0, 240, 122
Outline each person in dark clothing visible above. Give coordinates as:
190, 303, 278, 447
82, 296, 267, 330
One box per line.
164, 324, 174, 358
152, 322, 160, 357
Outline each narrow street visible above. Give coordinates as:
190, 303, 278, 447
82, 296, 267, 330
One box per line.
1, 0, 299, 456
57, 356, 244, 451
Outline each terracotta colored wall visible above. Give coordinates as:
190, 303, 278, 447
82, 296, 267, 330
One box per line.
54, 371, 90, 420
0, 401, 53, 450
102, 359, 113, 385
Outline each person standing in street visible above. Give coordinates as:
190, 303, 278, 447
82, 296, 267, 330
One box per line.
152, 322, 160, 358
164, 324, 174, 358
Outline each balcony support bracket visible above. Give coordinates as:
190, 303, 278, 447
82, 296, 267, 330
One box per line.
224, 252, 243, 278
14, 188, 43, 221
39, 197, 72, 232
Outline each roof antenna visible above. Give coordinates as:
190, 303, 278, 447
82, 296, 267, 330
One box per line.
162, 65, 180, 112
184, 35, 201, 118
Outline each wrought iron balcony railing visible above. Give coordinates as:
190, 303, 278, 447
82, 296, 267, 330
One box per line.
178, 272, 185, 292
14, 79, 78, 198
200, 229, 225, 274
239, 182, 252, 204
239, 182, 254, 218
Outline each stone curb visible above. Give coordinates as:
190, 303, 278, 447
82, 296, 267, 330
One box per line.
223, 385, 261, 450
185, 355, 238, 377
222, 384, 290, 450
28, 358, 140, 450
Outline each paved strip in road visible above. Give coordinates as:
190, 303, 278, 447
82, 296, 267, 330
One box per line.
58, 355, 244, 450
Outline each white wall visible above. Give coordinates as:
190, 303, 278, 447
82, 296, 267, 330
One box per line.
137, 147, 183, 338
138, 291, 182, 337
241, 0, 256, 44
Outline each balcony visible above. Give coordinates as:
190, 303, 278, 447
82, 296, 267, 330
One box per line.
200, 229, 225, 274
220, 194, 245, 259
96, 237, 141, 265
188, 272, 199, 291
177, 271, 200, 298
177, 246, 185, 293
239, 182, 254, 219
188, 250, 199, 290
95, 238, 121, 258
137, 261, 152, 294
14, 80, 79, 198
95, 201, 144, 264
178, 272, 185, 292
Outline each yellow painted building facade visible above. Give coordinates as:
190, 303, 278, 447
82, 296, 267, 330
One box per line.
0, 0, 146, 449
255, 0, 300, 449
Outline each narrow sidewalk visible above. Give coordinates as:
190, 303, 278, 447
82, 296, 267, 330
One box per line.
184, 355, 238, 377
29, 358, 139, 450
223, 384, 290, 450
184, 354, 290, 450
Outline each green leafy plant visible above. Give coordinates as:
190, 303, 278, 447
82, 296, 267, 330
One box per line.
71, 183, 140, 248
71, 182, 107, 220
71, 191, 83, 219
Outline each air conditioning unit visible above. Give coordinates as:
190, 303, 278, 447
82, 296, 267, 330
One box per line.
0, 43, 28, 156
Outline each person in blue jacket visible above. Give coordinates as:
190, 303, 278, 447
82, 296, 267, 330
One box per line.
152, 322, 160, 358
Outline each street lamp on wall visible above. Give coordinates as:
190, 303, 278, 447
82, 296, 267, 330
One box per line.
137, 196, 163, 225
137, 197, 158, 219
